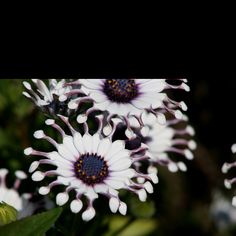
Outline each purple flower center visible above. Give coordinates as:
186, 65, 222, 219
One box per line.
103, 79, 138, 103
74, 153, 108, 185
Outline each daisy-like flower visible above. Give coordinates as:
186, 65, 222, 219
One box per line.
210, 191, 236, 230
22, 79, 79, 117
61, 79, 190, 138
126, 111, 196, 173
24, 115, 158, 221
0, 168, 36, 219
222, 144, 236, 207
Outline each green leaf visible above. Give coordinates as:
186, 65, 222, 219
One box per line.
0, 207, 62, 236
0, 202, 18, 226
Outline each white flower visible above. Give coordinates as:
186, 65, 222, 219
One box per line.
24, 115, 158, 221
222, 144, 236, 204
61, 79, 190, 138
0, 168, 35, 218
22, 79, 76, 116
128, 112, 196, 173
210, 191, 236, 230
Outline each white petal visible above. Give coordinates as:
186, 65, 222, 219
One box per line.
35, 79, 52, 101
109, 159, 132, 171
104, 140, 125, 161
186, 126, 195, 135
231, 144, 236, 153
70, 179, 83, 188
109, 197, 119, 213
182, 83, 190, 92
24, 147, 33, 155
139, 93, 164, 109
70, 199, 83, 213
174, 110, 183, 119
168, 163, 178, 172
180, 101, 188, 111
39, 186, 50, 195
108, 150, 130, 165
109, 169, 135, 178
177, 162, 187, 172
97, 138, 112, 157
82, 133, 93, 153
136, 79, 152, 84
15, 170, 27, 179
139, 80, 166, 92
57, 169, 74, 177
63, 136, 78, 159
32, 171, 45, 181
93, 100, 111, 111
184, 149, 194, 160
93, 183, 109, 194
222, 163, 230, 174
85, 187, 99, 200
77, 114, 88, 123
75, 183, 87, 195
80, 79, 103, 90
45, 119, 55, 125
23, 81, 32, 90
106, 102, 120, 114
58, 144, 76, 162
147, 166, 158, 175
188, 140, 197, 150
119, 202, 127, 215
131, 98, 151, 109
68, 101, 78, 109
137, 177, 145, 184
138, 189, 147, 202
91, 133, 101, 154
110, 103, 130, 116
82, 207, 96, 221
148, 173, 159, 184
0, 168, 8, 177
224, 179, 231, 189
56, 192, 69, 206
73, 132, 85, 154
108, 187, 119, 196
48, 151, 72, 165
232, 197, 236, 207
144, 181, 154, 193
22, 91, 31, 98
103, 124, 112, 136
33, 130, 45, 139
104, 179, 125, 189
89, 92, 107, 102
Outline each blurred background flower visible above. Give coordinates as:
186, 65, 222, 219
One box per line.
1, 79, 236, 236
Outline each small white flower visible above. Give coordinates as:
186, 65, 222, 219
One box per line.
222, 144, 236, 205
24, 115, 158, 221
129, 112, 196, 172
210, 191, 236, 230
62, 79, 190, 138
0, 168, 35, 219
22, 79, 75, 116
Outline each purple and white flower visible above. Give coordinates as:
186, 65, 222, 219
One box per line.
222, 144, 236, 207
0, 168, 36, 219
127, 112, 196, 173
61, 79, 190, 138
22, 79, 76, 117
24, 115, 158, 221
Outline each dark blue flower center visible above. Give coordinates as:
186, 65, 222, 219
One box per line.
103, 79, 138, 103
74, 153, 108, 185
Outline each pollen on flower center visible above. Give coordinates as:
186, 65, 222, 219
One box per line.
74, 153, 108, 185
103, 79, 139, 103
